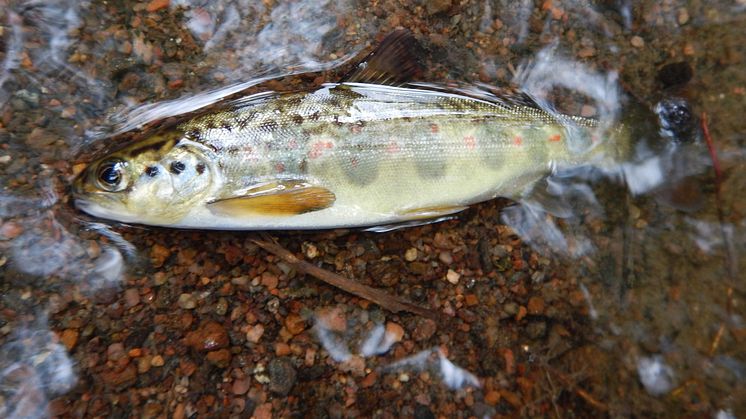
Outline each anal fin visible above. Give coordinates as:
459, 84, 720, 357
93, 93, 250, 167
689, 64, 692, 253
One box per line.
363, 215, 459, 233
363, 205, 467, 233
399, 205, 468, 220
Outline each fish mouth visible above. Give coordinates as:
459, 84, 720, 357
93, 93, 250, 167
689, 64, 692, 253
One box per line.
73, 194, 140, 224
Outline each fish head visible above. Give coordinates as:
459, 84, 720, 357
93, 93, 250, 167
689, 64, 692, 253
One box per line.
73, 131, 216, 225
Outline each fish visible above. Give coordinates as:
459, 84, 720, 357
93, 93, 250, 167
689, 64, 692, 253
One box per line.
73, 30, 630, 230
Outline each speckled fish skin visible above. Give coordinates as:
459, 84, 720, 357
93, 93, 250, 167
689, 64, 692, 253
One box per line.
73, 81, 629, 230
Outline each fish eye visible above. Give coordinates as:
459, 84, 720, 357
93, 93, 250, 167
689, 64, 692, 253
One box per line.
95, 159, 128, 192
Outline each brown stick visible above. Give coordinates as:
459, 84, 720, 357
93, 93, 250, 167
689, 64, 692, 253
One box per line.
701, 113, 737, 356
544, 365, 608, 412
251, 235, 441, 320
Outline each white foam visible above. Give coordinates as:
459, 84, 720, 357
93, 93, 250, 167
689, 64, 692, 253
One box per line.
637, 355, 675, 396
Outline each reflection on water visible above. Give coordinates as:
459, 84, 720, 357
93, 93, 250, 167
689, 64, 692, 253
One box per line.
1, 0, 744, 417
314, 310, 481, 391
0, 320, 76, 419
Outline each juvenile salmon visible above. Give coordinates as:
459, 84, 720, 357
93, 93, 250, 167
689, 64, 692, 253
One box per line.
73, 31, 629, 230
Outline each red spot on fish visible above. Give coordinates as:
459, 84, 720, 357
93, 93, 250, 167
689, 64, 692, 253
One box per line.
275, 162, 285, 173
386, 141, 400, 154
591, 134, 599, 143
463, 135, 476, 150
549, 134, 561, 142
430, 123, 440, 134
287, 138, 298, 149
349, 156, 359, 167
513, 135, 523, 146
351, 124, 363, 134
308, 141, 334, 159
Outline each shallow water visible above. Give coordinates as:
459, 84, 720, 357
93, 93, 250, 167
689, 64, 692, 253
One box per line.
1, 0, 744, 417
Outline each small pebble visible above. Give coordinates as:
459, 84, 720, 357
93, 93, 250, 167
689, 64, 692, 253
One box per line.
485, 390, 500, 406
361, 372, 377, 388
107, 343, 127, 361
412, 318, 437, 341
677, 8, 689, 25
446, 269, 460, 284
215, 297, 228, 316
253, 403, 273, 419
275, 342, 291, 356
527, 296, 545, 315
137, 356, 152, 374
178, 293, 197, 309
246, 324, 265, 343
60, 329, 79, 351
150, 244, 171, 267
303, 242, 319, 259
232, 377, 251, 395
185, 321, 229, 351
438, 251, 453, 265
268, 358, 297, 395
146, 0, 170, 13
173, 404, 185, 419
577, 47, 596, 58
284, 314, 306, 335
631, 36, 645, 48
151, 355, 165, 367
404, 247, 418, 262
261, 272, 279, 290
385, 322, 405, 343
206, 349, 232, 368
124, 289, 140, 308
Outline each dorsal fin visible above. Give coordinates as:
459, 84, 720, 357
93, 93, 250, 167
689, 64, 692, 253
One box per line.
343, 30, 421, 85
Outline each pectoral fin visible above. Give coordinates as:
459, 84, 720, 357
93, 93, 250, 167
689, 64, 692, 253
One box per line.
208, 181, 336, 216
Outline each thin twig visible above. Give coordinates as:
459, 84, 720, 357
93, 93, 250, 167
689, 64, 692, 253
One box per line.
544, 369, 562, 419
701, 112, 722, 182
544, 365, 608, 412
701, 113, 737, 356
251, 234, 441, 320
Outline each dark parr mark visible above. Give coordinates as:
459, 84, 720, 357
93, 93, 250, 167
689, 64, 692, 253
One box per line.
291, 114, 304, 124
284, 95, 303, 106
170, 161, 186, 174
185, 129, 202, 140
259, 120, 278, 132
196, 163, 206, 174
220, 122, 233, 131
127, 138, 170, 157
145, 166, 159, 177
327, 97, 342, 108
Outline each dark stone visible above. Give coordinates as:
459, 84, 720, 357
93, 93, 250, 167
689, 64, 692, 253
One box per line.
413, 404, 435, 419
268, 358, 297, 395
526, 321, 547, 340
657, 61, 693, 88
